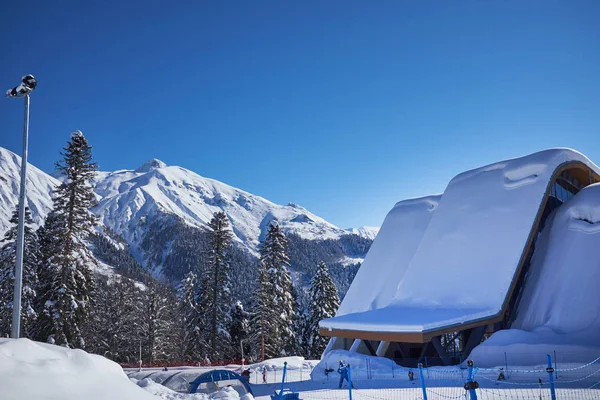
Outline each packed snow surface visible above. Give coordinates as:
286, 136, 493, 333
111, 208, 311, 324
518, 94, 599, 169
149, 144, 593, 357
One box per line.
470, 183, 600, 365
322, 149, 600, 333
0, 338, 157, 400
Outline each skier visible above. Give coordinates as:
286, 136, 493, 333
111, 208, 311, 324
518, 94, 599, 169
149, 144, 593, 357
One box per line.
337, 360, 352, 389
262, 366, 267, 383
408, 369, 415, 381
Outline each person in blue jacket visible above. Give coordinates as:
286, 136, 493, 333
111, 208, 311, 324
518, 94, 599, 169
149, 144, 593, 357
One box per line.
337, 360, 351, 389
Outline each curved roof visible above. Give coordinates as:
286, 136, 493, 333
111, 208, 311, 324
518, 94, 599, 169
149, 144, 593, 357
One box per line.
189, 369, 252, 395
321, 149, 600, 341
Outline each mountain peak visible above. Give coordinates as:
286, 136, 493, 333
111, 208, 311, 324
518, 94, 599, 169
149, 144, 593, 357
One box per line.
135, 158, 167, 173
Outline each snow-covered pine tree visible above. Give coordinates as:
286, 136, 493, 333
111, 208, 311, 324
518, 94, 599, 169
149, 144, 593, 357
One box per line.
202, 211, 233, 361
229, 300, 250, 360
138, 281, 177, 363
261, 222, 296, 356
0, 206, 40, 338
177, 270, 202, 361
307, 261, 340, 358
248, 260, 274, 361
37, 131, 98, 348
86, 277, 139, 362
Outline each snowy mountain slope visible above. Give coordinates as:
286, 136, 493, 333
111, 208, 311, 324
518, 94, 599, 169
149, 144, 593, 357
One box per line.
0, 147, 374, 284
345, 226, 379, 240
93, 159, 353, 257
0, 147, 58, 234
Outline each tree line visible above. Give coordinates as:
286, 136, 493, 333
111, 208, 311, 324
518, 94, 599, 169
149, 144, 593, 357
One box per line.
0, 131, 342, 362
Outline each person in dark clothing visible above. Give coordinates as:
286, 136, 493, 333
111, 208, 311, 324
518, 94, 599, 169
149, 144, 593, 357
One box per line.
338, 360, 352, 389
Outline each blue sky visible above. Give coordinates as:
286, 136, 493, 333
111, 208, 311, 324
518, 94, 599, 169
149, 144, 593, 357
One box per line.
1, 1, 599, 228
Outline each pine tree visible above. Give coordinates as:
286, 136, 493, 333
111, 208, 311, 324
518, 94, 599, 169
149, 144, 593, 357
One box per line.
229, 300, 250, 360
36, 131, 98, 348
248, 260, 274, 361
177, 270, 201, 361
0, 206, 40, 338
307, 261, 340, 358
201, 211, 233, 361
86, 277, 139, 362
138, 281, 177, 363
261, 222, 296, 356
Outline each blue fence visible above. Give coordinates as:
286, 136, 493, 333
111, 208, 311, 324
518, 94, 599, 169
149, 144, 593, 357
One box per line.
276, 354, 600, 399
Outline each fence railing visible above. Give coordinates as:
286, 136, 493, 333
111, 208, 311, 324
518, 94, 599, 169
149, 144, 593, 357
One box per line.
292, 354, 600, 399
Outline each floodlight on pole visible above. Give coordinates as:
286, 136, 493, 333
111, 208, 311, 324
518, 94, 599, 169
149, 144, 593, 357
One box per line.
6, 74, 37, 339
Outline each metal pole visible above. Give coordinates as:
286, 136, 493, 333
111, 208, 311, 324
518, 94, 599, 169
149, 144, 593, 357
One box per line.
418, 363, 428, 400
240, 339, 245, 370
546, 354, 557, 400
139, 338, 142, 371
11, 94, 30, 339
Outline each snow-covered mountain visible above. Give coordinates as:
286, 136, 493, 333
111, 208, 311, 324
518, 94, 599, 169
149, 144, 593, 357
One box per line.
0, 147, 58, 234
0, 147, 377, 287
93, 158, 357, 257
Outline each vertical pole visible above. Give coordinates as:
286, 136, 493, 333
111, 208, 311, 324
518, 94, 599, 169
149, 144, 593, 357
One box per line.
466, 360, 478, 400
138, 339, 142, 371
418, 363, 428, 400
278, 362, 287, 400
11, 94, 30, 339
240, 339, 245, 370
546, 354, 557, 400
347, 364, 353, 400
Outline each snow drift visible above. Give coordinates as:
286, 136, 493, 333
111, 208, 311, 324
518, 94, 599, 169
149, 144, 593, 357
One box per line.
470, 183, 600, 366
0, 338, 157, 400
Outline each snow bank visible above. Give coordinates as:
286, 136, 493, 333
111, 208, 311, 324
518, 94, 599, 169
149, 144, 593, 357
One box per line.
248, 356, 315, 372
312, 350, 404, 381
470, 183, 600, 366
0, 338, 157, 400
322, 149, 600, 333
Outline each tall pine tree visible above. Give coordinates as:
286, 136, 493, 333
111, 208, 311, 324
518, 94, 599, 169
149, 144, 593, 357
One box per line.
229, 300, 250, 360
307, 261, 340, 358
177, 270, 202, 361
200, 211, 233, 361
36, 131, 98, 348
254, 222, 297, 358
248, 260, 274, 361
0, 206, 40, 338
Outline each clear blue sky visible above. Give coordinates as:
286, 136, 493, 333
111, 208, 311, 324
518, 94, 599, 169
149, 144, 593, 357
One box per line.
1, 1, 599, 229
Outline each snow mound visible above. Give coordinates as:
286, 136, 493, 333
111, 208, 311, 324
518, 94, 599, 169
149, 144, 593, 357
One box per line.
470, 183, 600, 366
249, 356, 314, 372
327, 194, 441, 318
0, 338, 157, 400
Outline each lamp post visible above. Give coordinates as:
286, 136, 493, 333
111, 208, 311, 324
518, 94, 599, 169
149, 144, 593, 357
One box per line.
5, 74, 37, 339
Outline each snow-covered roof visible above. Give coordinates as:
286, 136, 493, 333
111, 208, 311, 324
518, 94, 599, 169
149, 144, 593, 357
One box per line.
321, 148, 600, 336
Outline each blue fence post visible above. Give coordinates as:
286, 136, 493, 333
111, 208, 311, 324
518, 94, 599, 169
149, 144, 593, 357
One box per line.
278, 362, 287, 400
546, 354, 557, 400
347, 364, 353, 400
465, 360, 478, 400
418, 363, 428, 400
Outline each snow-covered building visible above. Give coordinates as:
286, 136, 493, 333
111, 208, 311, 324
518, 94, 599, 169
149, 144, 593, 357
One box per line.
320, 149, 600, 366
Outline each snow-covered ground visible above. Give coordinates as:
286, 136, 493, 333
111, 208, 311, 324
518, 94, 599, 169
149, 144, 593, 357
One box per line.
2, 339, 598, 399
